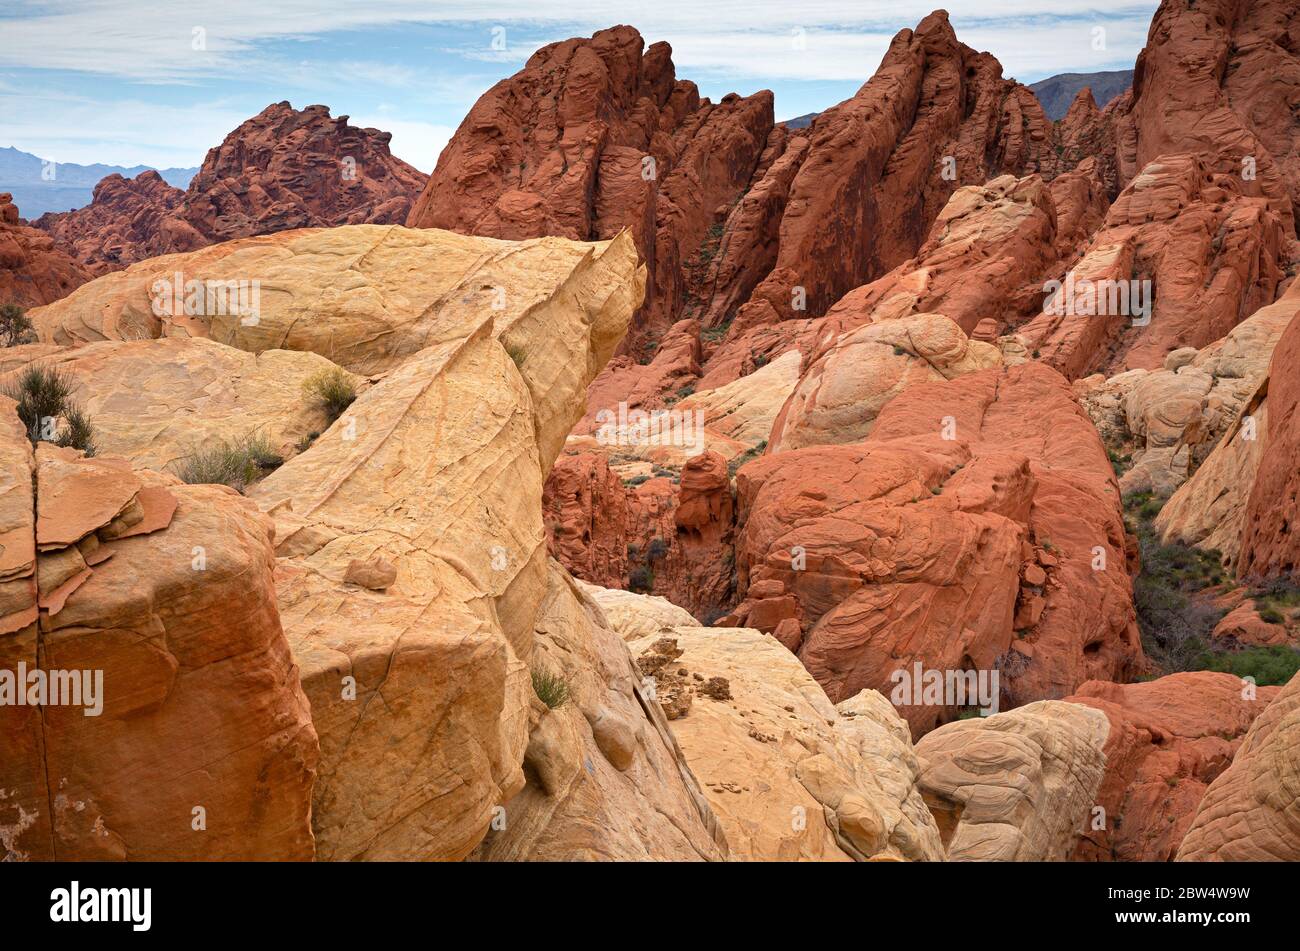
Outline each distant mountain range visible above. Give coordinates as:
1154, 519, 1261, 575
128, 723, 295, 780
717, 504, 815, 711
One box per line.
781, 113, 818, 130
0, 146, 198, 218
779, 70, 1133, 132
1028, 69, 1133, 120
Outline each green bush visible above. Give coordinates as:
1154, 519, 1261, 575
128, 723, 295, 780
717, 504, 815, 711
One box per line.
1124, 490, 1230, 673
173, 432, 282, 492
3, 363, 96, 455
0, 303, 34, 348
301, 367, 356, 424
629, 564, 654, 593
1199, 646, 1300, 687
531, 666, 571, 709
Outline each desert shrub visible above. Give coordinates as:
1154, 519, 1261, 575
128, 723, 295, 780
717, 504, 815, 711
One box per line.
1199, 646, 1300, 687
506, 344, 527, 368
727, 440, 767, 480
629, 564, 654, 593
174, 432, 282, 492
646, 537, 669, 560
531, 666, 571, 709
0, 303, 33, 348
4, 363, 96, 454
1125, 490, 1230, 673
301, 367, 356, 424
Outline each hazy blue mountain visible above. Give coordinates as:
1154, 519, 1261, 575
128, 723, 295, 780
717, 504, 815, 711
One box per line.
1029, 70, 1133, 120
0, 146, 198, 217
781, 112, 818, 129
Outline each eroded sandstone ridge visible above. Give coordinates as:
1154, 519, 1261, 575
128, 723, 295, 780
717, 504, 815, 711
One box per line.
0, 193, 90, 307
36, 103, 427, 276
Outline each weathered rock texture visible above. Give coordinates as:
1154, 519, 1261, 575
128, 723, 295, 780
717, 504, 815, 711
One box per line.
1177, 669, 1300, 861
37, 103, 426, 274
1017, 153, 1287, 378
915, 700, 1110, 861
1067, 673, 1279, 861
617, 618, 944, 861
0, 405, 317, 861
0, 193, 90, 307
216, 224, 727, 860
1112, 0, 1300, 237
470, 563, 726, 860
1080, 283, 1298, 508
727, 363, 1142, 735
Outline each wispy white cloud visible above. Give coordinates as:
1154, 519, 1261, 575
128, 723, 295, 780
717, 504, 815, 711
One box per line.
0, 88, 248, 167
0, 1, 1158, 82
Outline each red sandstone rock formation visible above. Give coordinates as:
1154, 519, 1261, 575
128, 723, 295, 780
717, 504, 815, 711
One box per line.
35, 171, 191, 276
1112, 0, 1300, 237
38, 102, 426, 274
408, 13, 1060, 364
0, 406, 317, 860
1018, 152, 1287, 377
543, 449, 736, 621
724, 363, 1143, 736
1066, 673, 1279, 862
0, 193, 90, 307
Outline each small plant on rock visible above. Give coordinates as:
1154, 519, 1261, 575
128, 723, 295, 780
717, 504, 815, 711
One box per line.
301, 367, 356, 425
0, 303, 34, 348
4, 363, 96, 455
173, 432, 283, 493
531, 666, 571, 709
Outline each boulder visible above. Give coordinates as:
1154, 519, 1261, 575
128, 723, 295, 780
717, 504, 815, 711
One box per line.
730, 363, 1143, 735
915, 700, 1110, 861
627, 623, 944, 861
0, 404, 317, 861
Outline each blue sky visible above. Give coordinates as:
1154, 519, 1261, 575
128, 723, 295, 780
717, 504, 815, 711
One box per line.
0, 1, 1159, 172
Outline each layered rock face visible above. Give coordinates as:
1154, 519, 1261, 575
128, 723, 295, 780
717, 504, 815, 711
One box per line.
1177, 669, 1300, 861
1066, 673, 1280, 861
1017, 153, 1287, 378
1238, 307, 1300, 581
0, 193, 90, 307
37, 103, 426, 276
915, 701, 1110, 861
727, 363, 1143, 735
0, 408, 317, 860
1112, 0, 1300, 236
